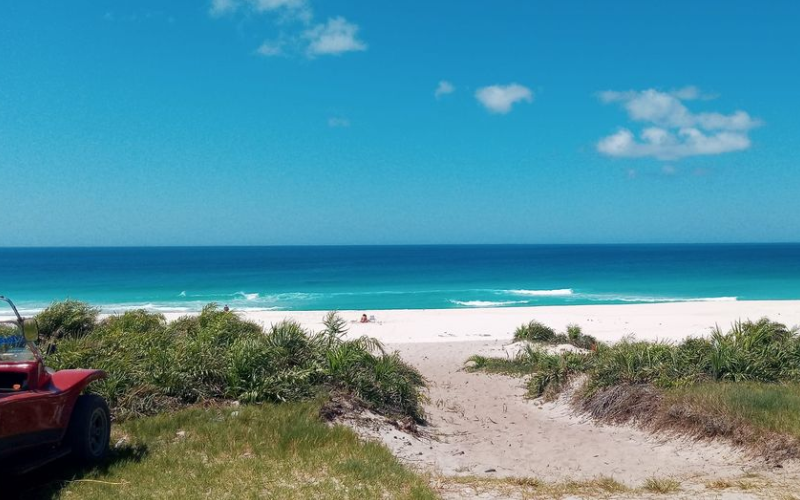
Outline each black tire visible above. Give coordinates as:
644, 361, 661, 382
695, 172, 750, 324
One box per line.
67, 394, 111, 463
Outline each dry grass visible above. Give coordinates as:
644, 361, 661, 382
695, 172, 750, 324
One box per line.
434, 474, 630, 498
642, 477, 680, 493
574, 382, 800, 462
705, 479, 733, 489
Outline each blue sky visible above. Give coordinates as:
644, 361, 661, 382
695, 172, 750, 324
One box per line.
1, 0, 799, 246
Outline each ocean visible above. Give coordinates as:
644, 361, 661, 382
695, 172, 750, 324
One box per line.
1, 244, 799, 314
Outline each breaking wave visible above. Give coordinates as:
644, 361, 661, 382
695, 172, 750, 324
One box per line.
449, 300, 529, 307
506, 288, 574, 297
595, 295, 738, 303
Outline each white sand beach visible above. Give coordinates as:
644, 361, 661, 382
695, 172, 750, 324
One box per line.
188, 300, 800, 345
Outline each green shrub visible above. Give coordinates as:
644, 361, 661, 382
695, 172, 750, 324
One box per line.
474, 317, 800, 399
44, 302, 426, 421
513, 321, 598, 350
514, 320, 557, 342
566, 323, 582, 340
35, 300, 100, 342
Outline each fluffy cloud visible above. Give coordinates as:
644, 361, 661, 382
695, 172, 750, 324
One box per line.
475, 84, 533, 114
597, 88, 761, 160
211, 1, 364, 58
435, 80, 455, 99
209, 0, 238, 16
305, 17, 366, 56
597, 127, 751, 160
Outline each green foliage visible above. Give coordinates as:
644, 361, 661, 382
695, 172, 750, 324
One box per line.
35, 299, 100, 342
44, 303, 426, 421
528, 351, 591, 398
513, 320, 598, 350
586, 318, 800, 391
472, 317, 800, 399
564, 324, 598, 350
514, 320, 557, 342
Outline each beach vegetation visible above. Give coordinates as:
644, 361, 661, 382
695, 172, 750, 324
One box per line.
642, 477, 680, 493
469, 317, 800, 460
41, 302, 427, 421
35, 299, 101, 342
513, 320, 556, 342
513, 320, 598, 350
14, 402, 436, 500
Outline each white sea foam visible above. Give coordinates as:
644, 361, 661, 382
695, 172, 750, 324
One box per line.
595, 295, 738, 303
179, 291, 186, 297
235, 292, 260, 301
506, 288, 574, 296
449, 300, 528, 307
262, 292, 321, 302
98, 303, 196, 313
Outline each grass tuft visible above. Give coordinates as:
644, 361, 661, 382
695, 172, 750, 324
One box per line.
514, 320, 557, 342
642, 477, 680, 493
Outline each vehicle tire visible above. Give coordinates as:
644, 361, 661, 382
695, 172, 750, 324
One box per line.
67, 394, 111, 463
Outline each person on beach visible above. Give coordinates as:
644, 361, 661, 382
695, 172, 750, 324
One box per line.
223, 304, 230, 312
360, 314, 368, 323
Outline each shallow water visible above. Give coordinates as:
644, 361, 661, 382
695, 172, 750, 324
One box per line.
1, 244, 799, 313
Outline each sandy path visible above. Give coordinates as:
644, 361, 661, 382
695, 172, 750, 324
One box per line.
348, 339, 800, 498
381, 340, 750, 482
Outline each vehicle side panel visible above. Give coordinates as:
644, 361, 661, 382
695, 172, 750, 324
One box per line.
0, 391, 70, 458
0, 369, 105, 457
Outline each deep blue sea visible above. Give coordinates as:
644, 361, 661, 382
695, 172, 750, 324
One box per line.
1, 245, 799, 314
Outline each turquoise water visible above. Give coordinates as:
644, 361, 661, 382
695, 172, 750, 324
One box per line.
1, 245, 799, 314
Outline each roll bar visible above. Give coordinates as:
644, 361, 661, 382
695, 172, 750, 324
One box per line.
0, 296, 23, 322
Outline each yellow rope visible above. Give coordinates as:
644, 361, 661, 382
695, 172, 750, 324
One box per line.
67, 479, 129, 486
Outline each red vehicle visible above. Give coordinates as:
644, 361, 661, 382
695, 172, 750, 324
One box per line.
0, 296, 110, 474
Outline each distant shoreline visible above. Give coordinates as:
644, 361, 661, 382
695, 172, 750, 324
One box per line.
156, 300, 800, 345
7, 300, 800, 345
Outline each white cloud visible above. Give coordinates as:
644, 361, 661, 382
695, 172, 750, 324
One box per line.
670, 86, 702, 100
474, 84, 533, 114
597, 87, 761, 160
212, 0, 367, 58
597, 127, 751, 160
328, 117, 350, 128
256, 40, 283, 57
435, 81, 455, 99
252, 0, 306, 11
305, 17, 366, 56
210, 0, 310, 18
209, 0, 239, 16
252, 0, 311, 22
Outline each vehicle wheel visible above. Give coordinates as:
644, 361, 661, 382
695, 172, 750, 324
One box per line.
67, 394, 111, 463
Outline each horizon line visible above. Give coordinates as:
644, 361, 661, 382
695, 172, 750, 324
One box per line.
1, 242, 799, 250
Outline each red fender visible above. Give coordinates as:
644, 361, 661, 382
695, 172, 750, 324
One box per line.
49, 369, 106, 393
48, 369, 107, 428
